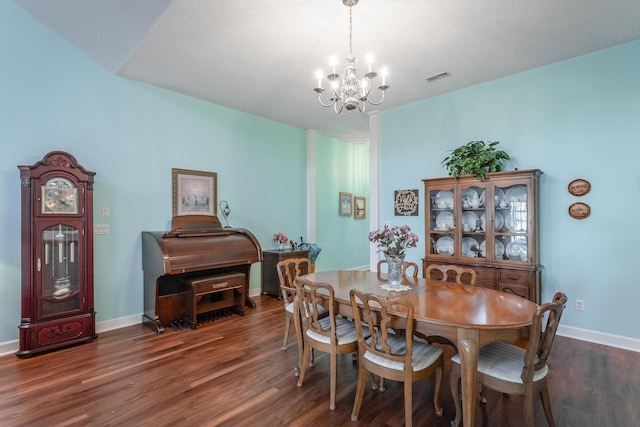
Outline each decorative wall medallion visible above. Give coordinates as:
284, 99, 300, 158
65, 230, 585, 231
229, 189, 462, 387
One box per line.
568, 179, 591, 196
394, 189, 419, 216
568, 202, 590, 220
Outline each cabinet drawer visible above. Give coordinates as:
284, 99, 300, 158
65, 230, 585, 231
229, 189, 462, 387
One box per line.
499, 270, 530, 285
473, 267, 496, 282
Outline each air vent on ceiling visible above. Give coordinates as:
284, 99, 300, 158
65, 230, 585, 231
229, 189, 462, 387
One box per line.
425, 72, 450, 82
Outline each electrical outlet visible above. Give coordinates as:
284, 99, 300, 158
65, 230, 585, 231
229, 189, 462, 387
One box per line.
101, 207, 110, 217
94, 224, 109, 235
575, 299, 584, 311
384, 221, 390, 229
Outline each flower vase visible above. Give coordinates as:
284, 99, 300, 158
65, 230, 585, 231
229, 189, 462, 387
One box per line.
385, 253, 405, 286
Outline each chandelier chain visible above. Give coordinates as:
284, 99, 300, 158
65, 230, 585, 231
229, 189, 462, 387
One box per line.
348, 6, 353, 57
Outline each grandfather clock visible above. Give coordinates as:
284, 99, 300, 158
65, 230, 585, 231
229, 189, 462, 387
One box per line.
17, 151, 97, 357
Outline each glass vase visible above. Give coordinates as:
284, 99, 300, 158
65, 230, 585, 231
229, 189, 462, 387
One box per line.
385, 253, 405, 286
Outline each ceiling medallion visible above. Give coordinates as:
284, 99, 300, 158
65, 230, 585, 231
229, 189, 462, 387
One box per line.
313, 0, 389, 113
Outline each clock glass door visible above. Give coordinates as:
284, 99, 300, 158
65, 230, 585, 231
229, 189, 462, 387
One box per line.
39, 223, 81, 318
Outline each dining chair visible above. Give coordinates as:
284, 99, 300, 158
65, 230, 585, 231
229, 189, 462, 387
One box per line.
294, 277, 368, 411
450, 292, 568, 427
349, 289, 444, 427
276, 258, 324, 376
425, 263, 477, 288
421, 264, 478, 350
376, 259, 419, 281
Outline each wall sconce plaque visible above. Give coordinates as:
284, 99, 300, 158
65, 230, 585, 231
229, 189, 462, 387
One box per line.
568, 179, 591, 196
568, 202, 590, 220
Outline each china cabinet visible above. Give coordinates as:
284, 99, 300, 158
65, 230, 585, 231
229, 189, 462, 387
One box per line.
17, 151, 97, 357
423, 169, 542, 303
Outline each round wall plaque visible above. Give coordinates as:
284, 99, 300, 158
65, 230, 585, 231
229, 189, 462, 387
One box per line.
568, 179, 591, 196
568, 202, 590, 220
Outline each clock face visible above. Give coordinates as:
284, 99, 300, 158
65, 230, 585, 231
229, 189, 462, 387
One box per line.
42, 177, 78, 214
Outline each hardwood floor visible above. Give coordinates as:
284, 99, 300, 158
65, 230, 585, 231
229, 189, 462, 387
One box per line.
1, 296, 638, 427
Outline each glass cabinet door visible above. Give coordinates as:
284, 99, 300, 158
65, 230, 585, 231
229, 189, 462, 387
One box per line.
494, 183, 528, 262
460, 184, 486, 261
428, 186, 455, 257
38, 223, 81, 319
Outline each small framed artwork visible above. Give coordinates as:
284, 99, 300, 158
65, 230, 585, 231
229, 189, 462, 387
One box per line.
394, 189, 419, 216
172, 168, 217, 216
339, 192, 352, 216
568, 202, 590, 220
354, 196, 366, 219
568, 179, 591, 196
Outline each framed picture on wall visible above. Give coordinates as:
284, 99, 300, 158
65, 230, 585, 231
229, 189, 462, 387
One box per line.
394, 189, 419, 216
339, 192, 352, 216
354, 196, 366, 219
172, 168, 217, 216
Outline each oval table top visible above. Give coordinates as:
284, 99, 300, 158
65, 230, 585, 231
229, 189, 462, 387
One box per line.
300, 269, 537, 330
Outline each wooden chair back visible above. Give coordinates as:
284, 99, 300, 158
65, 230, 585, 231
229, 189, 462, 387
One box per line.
293, 277, 337, 342
276, 257, 311, 304
376, 259, 419, 281
523, 291, 568, 382
350, 289, 415, 373
425, 264, 477, 287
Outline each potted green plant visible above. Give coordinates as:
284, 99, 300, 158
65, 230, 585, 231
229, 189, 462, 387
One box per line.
441, 140, 510, 180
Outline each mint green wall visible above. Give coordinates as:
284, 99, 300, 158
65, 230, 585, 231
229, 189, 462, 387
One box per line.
380, 40, 640, 339
314, 135, 370, 271
0, 2, 364, 345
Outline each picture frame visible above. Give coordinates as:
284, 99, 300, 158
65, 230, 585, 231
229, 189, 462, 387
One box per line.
172, 168, 217, 217
339, 192, 352, 216
354, 196, 366, 219
394, 189, 419, 216
568, 202, 590, 220
568, 178, 591, 196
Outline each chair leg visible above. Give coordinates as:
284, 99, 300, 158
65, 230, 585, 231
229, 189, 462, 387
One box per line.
351, 361, 368, 421
539, 387, 556, 427
523, 389, 535, 427
480, 385, 488, 404
329, 351, 337, 410
296, 342, 311, 387
404, 380, 413, 427
281, 315, 291, 351
450, 366, 462, 427
433, 358, 443, 417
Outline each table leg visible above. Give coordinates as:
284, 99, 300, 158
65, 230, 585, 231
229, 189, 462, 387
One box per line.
457, 328, 479, 427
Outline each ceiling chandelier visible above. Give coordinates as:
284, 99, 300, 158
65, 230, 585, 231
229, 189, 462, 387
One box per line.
314, 0, 389, 113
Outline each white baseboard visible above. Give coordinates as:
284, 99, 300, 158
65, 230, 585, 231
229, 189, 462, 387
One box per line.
558, 325, 640, 353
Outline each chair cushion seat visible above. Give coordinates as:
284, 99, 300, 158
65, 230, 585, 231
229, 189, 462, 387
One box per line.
451, 341, 548, 383
364, 334, 443, 372
306, 316, 366, 345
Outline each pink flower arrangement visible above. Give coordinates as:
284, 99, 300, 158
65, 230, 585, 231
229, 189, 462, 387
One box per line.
368, 225, 419, 256
273, 232, 289, 244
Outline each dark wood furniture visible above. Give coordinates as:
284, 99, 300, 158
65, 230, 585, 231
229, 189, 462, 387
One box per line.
141, 215, 262, 333
261, 248, 309, 297
302, 269, 537, 427
17, 151, 98, 357
423, 169, 542, 303
183, 272, 245, 329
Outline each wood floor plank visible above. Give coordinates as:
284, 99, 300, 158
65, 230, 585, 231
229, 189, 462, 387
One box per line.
0, 296, 638, 427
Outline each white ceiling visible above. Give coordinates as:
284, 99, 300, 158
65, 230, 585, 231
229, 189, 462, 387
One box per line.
12, 0, 640, 143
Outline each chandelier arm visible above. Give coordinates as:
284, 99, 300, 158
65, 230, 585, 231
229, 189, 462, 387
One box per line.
317, 92, 338, 108
366, 90, 387, 106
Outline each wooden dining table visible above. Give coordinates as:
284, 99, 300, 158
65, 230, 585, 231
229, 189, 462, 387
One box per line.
299, 270, 538, 427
